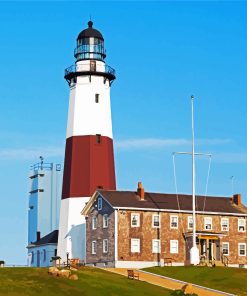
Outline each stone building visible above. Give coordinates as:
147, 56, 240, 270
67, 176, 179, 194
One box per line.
82, 183, 247, 268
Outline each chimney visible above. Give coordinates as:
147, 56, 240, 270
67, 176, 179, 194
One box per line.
137, 182, 145, 200
233, 194, 241, 206
36, 231, 41, 241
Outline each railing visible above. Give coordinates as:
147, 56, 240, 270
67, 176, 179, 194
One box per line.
64, 63, 116, 78
30, 162, 53, 171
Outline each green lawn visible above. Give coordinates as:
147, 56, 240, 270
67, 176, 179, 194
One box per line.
0, 267, 171, 296
143, 266, 247, 295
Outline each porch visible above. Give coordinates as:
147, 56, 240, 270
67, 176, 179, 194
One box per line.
184, 231, 228, 266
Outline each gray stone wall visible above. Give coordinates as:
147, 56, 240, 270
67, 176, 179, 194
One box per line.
86, 195, 115, 266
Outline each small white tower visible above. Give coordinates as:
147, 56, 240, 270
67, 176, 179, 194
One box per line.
57, 21, 116, 262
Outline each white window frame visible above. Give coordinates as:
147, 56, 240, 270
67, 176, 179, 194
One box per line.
204, 217, 212, 230
238, 219, 246, 232
103, 214, 108, 228
131, 213, 140, 227
188, 216, 193, 230
92, 216, 97, 230
222, 242, 229, 256
152, 239, 161, 253
170, 215, 178, 229
92, 241, 97, 254
131, 238, 140, 253
152, 214, 160, 228
221, 218, 229, 231
170, 240, 179, 254
98, 197, 102, 210
238, 243, 246, 256
103, 239, 108, 253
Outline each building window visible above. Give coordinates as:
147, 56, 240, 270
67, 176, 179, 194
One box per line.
92, 241, 97, 254
238, 219, 246, 232
131, 213, 140, 227
98, 197, 102, 210
221, 218, 229, 231
96, 134, 101, 144
188, 216, 193, 229
131, 238, 140, 253
239, 243, 246, 256
222, 242, 229, 256
31, 251, 34, 264
103, 239, 108, 253
170, 215, 178, 229
92, 216, 97, 230
152, 239, 160, 253
204, 217, 212, 230
43, 249, 46, 262
54, 249, 57, 256
152, 214, 160, 228
170, 240, 179, 254
95, 94, 99, 103
103, 214, 108, 228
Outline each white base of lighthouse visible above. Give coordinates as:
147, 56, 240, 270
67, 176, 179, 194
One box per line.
57, 197, 89, 262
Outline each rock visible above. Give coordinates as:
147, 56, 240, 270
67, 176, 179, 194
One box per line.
48, 267, 59, 276
182, 283, 194, 294
69, 274, 78, 281
58, 269, 71, 278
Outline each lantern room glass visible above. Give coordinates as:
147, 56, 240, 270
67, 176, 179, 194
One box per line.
75, 37, 106, 62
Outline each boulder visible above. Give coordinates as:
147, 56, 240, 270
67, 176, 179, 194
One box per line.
48, 267, 59, 276
69, 274, 79, 281
58, 269, 71, 278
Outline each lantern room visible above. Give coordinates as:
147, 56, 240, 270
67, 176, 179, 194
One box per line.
74, 21, 106, 62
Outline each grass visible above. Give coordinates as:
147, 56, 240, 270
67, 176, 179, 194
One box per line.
143, 266, 247, 295
0, 267, 171, 296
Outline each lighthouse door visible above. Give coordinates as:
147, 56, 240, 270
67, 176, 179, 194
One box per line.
90, 61, 96, 72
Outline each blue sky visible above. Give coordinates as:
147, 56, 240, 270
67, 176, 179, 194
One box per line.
0, 1, 247, 264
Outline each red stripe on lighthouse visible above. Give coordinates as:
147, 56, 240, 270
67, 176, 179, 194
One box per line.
62, 135, 116, 199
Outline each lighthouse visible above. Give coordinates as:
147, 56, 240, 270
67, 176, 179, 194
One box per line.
57, 21, 116, 261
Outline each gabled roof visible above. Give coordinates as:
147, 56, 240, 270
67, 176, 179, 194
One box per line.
27, 230, 58, 248
82, 190, 247, 216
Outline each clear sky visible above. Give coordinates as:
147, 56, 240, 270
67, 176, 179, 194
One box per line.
0, 1, 247, 265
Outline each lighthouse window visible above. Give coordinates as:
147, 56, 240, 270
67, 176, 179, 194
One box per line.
95, 94, 99, 103
96, 134, 101, 144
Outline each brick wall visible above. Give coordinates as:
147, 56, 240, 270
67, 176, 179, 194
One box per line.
117, 211, 247, 265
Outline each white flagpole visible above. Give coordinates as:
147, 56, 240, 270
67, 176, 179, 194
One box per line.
190, 95, 199, 265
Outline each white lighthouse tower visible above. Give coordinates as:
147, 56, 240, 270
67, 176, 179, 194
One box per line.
57, 21, 116, 262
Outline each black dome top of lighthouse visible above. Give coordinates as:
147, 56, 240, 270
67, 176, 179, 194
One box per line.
77, 21, 104, 41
